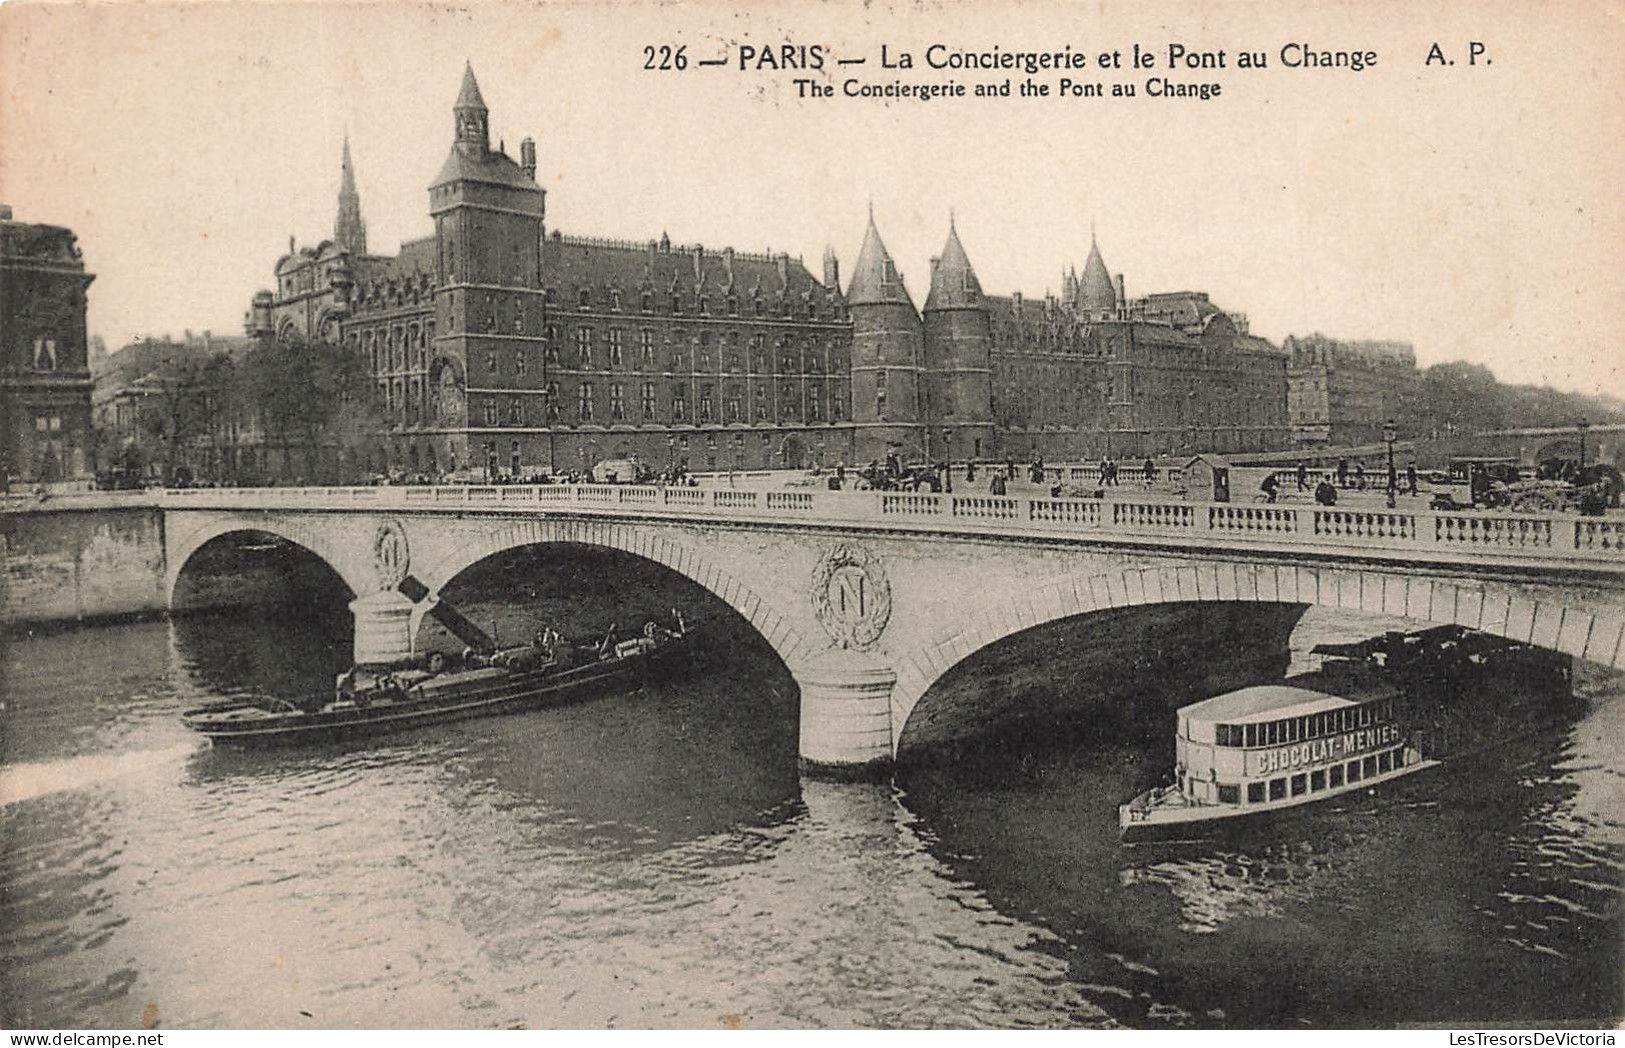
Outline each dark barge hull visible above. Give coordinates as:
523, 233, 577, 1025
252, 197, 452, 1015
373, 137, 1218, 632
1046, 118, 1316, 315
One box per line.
183, 642, 691, 747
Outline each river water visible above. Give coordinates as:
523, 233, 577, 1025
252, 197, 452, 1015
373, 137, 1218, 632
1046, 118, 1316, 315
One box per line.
2, 548, 1620, 1029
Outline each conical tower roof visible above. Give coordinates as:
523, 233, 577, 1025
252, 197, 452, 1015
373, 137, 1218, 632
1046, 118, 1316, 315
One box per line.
923, 217, 984, 311
455, 61, 487, 111
846, 209, 915, 308
1076, 234, 1117, 312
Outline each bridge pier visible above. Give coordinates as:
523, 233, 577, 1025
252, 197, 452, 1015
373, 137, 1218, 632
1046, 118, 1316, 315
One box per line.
349, 589, 416, 666
795, 655, 897, 779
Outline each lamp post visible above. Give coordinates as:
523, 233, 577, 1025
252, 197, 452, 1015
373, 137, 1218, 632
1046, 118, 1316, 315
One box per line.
1578, 416, 1590, 469
1383, 418, 1397, 508
667, 434, 675, 477
942, 428, 953, 492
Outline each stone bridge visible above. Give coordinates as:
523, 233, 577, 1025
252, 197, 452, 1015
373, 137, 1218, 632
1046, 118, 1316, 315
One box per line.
144, 482, 1625, 773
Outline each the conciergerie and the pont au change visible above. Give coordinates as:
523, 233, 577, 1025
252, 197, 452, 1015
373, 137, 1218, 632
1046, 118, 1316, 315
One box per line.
644, 42, 1381, 101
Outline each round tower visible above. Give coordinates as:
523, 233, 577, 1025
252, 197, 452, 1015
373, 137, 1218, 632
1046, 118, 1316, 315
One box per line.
921, 217, 993, 464
846, 209, 924, 464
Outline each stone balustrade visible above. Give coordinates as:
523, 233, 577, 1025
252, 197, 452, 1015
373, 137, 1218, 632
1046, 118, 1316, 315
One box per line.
128, 483, 1625, 572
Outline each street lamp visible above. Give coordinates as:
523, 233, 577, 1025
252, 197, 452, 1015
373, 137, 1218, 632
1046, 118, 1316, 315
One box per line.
1578, 416, 1590, 469
1383, 418, 1397, 509
667, 434, 676, 476
941, 428, 953, 492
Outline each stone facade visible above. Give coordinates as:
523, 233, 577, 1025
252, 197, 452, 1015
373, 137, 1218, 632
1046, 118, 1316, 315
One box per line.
249, 65, 1302, 477
1, 205, 96, 485
1285, 333, 1421, 446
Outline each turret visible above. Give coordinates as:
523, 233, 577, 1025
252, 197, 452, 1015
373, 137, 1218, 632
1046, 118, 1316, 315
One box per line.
846, 208, 924, 463
1076, 233, 1117, 317
921, 216, 993, 462
519, 136, 536, 180
453, 60, 489, 155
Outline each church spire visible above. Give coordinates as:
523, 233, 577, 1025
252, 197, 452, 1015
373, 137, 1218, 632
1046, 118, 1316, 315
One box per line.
334, 133, 367, 256
454, 61, 489, 154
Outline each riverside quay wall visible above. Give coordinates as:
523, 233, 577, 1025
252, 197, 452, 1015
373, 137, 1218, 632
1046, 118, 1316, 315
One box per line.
1, 497, 166, 626
1, 495, 338, 627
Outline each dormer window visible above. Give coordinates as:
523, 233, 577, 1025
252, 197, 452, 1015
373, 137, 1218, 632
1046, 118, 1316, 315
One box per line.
699, 296, 709, 315
670, 293, 681, 314
579, 287, 592, 308
610, 289, 622, 311
641, 290, 653, 313
727, 294, 738, 316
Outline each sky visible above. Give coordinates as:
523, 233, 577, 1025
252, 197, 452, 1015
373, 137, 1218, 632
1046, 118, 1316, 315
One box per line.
2, 0, 1622, 399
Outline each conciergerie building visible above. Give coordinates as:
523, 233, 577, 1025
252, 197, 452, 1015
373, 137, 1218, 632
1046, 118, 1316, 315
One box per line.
247, 65, 1289, 478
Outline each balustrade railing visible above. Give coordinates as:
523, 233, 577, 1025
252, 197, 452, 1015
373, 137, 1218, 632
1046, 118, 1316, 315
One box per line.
133, 483, 1625, 567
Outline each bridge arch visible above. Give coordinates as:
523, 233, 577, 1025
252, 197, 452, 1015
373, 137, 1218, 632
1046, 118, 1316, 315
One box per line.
891, 560, 1624, 745
165, 513, 374, 605
413, 517, 815, 672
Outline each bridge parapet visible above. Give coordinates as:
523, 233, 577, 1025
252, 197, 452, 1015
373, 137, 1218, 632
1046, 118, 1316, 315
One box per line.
155, 484, 1625, 574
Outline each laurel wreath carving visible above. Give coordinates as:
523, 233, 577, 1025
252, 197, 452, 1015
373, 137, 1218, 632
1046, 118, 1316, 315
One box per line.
373, 519, 410, 591
810, 542, 892, 651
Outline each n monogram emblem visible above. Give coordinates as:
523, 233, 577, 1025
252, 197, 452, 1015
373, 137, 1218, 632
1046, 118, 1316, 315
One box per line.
811, 543, 892, 651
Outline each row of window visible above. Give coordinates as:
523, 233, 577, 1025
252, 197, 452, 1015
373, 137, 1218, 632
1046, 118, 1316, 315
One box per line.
558, 285, 840, 322
471, 381, 843, 426
1215, 747, 1407, 805
1212, 699, 1395, 749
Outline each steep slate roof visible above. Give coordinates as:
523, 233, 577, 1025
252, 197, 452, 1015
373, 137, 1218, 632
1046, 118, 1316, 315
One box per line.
1075, 236, 1117, 312
846, 211, 915, 309
922, 218, 985, 312
541, 234, 836, 304
431, 145, 539, 191
455, 61, 487, 111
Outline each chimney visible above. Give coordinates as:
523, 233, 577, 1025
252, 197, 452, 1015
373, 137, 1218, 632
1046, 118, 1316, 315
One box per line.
520, 137, 536, 179
1115, 273, 1126, 307
775, 252, 789, 288
822, 246, 839, 290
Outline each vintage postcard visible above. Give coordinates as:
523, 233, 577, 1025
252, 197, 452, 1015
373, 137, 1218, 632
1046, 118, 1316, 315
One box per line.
1, 0, 1622, 1033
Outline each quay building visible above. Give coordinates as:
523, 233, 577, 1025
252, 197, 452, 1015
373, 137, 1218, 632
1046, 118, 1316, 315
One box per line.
1, 204, 95, 486
246, 65, 1293, 478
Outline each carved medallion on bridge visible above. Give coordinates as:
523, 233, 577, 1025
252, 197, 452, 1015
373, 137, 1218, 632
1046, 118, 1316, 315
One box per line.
811, 543, 892, 651
372, 519, 410, 591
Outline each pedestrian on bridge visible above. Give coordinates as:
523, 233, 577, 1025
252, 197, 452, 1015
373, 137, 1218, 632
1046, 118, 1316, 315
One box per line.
1296, 460, 1309, 492
1337, 457, 1350, 488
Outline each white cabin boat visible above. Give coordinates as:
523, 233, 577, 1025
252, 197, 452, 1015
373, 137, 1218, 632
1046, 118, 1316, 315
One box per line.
1119, 679, 1435, 842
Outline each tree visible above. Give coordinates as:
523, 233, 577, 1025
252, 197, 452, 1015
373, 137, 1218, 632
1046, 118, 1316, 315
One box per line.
240, 335, 385, 483
139, 351, 233, 482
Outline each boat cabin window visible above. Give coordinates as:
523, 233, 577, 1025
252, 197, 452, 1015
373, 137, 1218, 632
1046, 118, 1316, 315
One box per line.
1218, 785, 1240, 804
1378, 751, 1393, 773
1269, 778, 1287, 801
1247, 782, 1265, 803
1347, 760, 1363, 783
1311, 770, 1326, 792
1330, 765, 1345, 788
1290, 773, 1307, 796
1221, 699, 1394, 749
1363, 755, 1378, 778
